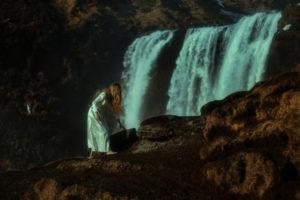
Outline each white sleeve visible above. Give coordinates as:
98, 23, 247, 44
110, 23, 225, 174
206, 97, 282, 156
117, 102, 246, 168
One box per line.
93, 92, 106, 106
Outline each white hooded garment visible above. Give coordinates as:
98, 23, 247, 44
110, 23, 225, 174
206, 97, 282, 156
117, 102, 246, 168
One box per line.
87, 92, 122, 152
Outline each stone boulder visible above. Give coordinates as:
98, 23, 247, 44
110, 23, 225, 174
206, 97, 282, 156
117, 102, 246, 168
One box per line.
200, 71, 300, 199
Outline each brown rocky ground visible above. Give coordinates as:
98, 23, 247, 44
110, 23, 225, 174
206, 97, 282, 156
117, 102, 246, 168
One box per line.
0, 70, 299, 200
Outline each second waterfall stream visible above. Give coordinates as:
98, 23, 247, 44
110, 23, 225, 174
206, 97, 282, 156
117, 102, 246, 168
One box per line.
121, 11, 282, 129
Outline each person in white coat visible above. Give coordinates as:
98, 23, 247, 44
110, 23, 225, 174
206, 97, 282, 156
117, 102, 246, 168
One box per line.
87, 83, 124, 157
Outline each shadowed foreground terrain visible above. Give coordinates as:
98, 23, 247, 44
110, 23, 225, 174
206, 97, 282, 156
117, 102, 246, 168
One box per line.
0, 70, 299, 200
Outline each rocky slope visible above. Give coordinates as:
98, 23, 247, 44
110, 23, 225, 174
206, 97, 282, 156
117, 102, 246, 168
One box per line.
0, 0, 297, 168
0, 70, 299, 200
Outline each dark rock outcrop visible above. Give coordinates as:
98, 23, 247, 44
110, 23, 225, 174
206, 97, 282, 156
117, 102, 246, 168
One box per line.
133, 115, 201, 153
0, 71, 299, 200
267, 2, 300, 76
223, 0, 288, 13
200, 71, 300, 198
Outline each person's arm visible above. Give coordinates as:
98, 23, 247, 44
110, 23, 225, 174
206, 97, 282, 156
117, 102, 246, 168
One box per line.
116, 118, 126, 130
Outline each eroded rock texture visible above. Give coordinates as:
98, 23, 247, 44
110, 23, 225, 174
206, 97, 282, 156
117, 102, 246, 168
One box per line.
200, 71, 300, 199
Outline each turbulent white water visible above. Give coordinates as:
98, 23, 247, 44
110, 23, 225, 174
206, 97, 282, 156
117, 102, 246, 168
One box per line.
167, 27, 226, 115
167, 12, 281, 116
215, 12, 282, 99
122, 30, 174, 128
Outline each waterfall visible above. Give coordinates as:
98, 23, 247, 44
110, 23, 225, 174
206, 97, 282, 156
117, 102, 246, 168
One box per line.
167, 12, 281, 116
215, 12, 282, 99
122, 30, 174, 128
121, 12, 281, 128
166, 27, 226, 115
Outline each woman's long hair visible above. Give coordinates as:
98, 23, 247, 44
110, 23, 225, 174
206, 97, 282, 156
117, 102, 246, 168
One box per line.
106, 83, 122, 114
91, 83, 122, 114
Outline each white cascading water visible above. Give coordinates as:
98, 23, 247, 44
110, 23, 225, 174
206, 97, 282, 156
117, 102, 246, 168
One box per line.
167, 12, 281, 116
166, 27, 226, 115
122, 30, 174, 128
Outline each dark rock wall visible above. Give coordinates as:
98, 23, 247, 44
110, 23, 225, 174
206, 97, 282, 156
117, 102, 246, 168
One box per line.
267, 2, 300, 77
223, 0, 289, 13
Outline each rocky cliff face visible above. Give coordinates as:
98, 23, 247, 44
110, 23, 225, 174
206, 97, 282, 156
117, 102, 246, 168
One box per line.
0, 70, 299, 200
267, 2, 300, 76
200, 71, 300, 198
222, 0, 288, 13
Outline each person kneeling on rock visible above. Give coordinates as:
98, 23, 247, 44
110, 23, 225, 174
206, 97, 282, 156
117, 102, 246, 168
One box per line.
87, 83, 138, 158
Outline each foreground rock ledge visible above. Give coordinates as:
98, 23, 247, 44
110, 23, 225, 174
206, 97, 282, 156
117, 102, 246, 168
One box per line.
0, 71, 299, 200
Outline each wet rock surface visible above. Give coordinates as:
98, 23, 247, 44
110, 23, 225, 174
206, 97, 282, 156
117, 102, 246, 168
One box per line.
0, 71, 299, 199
